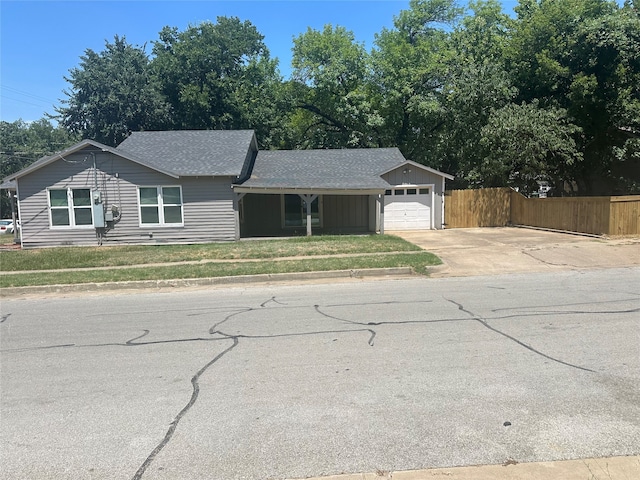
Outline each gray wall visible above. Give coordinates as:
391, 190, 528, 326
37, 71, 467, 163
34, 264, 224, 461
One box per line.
382, 166, 447, 229
17, 148, 237, 248
323, 195, 369, 232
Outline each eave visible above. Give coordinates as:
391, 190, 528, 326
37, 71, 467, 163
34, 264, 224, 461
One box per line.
233, 186, 385, 195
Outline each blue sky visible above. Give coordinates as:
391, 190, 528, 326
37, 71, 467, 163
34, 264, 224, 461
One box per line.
1, 0, 522, 123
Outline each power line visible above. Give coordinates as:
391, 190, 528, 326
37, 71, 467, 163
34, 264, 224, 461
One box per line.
1, 85, 59, 105
0, 94, 53, 109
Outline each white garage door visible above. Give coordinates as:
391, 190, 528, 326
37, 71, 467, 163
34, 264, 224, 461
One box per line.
384, 187, 432, 230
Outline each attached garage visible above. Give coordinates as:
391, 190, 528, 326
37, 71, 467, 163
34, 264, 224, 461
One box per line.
380, 162, 454, 232
384, 186, 433, 230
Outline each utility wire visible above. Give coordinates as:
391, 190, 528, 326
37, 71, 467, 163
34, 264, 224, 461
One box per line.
1, 85, 58, 104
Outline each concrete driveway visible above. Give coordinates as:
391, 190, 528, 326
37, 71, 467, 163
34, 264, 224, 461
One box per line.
393, 227, 640, 277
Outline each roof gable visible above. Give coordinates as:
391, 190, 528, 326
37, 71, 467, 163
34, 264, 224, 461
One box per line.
379, 159, 454, 180
116, 130, 256, 177
5, 139, 178, 182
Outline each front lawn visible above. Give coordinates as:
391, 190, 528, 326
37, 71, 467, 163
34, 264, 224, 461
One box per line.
0, 235, 441, 288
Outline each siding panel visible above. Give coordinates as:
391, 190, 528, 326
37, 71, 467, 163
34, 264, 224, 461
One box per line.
17, 148, 237, 248
323, 195, 369, 230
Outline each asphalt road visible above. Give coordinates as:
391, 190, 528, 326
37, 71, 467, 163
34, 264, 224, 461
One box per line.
1, 267, 639, 480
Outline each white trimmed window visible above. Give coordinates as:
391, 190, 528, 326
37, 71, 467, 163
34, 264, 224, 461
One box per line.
48, 188, 94, 228
138, 186, 183, 226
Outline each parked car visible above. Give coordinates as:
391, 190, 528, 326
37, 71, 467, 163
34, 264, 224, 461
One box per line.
0, 219, 16, 234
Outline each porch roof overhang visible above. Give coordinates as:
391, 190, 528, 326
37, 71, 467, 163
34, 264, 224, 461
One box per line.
0, 179, 16, 191
233, 185, 385, 195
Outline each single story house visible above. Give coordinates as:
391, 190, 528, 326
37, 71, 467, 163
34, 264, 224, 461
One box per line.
2, 130, 453, 249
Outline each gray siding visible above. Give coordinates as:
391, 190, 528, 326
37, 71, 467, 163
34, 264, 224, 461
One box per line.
323, 195, 369, 232
17, 148, 237, 248
382, 166, 446, 229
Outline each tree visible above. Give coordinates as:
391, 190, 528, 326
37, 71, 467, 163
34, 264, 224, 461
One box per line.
150, 18, 283, 146
370, 0, 462, 164
56, 36, 170, 147
568, 3, 640, 193
476, 101, 582, 194
288, 25, 381, 148
437, 0, 517, 185
507, 0, 639, 194
0, 119, 78, 216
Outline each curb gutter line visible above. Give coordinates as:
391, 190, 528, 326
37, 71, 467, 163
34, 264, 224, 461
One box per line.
0, 267, 416, 297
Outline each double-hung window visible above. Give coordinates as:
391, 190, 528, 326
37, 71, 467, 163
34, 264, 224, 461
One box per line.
138, 186, 183, 226
48, 188, 93, 228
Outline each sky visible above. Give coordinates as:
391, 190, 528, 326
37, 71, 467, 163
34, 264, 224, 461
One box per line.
0, 0, 522, 123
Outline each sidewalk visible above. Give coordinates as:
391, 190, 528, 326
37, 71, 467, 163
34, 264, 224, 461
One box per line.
295, 455, 640, 480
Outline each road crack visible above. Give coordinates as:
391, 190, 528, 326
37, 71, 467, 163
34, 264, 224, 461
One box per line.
131, 336, 239, 480
445, 298, 595, 373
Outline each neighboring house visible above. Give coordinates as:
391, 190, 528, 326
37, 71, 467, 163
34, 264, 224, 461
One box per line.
2, 130, 453, 249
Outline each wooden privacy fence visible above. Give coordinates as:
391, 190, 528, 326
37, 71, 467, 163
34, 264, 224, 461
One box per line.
445, 188, 640, 236
444, 188, 512, 228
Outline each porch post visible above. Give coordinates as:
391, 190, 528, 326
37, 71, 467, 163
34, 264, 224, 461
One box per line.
379, 193, 385, 235
233, 192, 246, 240
300, 194, 318, 236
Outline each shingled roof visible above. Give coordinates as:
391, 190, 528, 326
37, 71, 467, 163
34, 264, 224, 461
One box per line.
117, 130, 256, 176
240, 148, 408, 190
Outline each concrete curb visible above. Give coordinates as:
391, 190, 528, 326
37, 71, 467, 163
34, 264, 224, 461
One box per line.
293, 455, 640, 480
0, 267, 415, 297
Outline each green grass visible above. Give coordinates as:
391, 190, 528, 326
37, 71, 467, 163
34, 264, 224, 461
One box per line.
0, 235, 441, 288
0, 252, 441, 288
0, 234, 17, 245
0, 235, 421, 271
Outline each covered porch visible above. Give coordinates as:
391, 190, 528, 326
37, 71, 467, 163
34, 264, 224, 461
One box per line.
234, 187, 386, 238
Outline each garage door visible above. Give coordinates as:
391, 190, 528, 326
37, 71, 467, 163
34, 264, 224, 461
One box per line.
384, 187, 432, 230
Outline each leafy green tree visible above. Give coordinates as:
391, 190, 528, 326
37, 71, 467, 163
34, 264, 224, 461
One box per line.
56, 36, 170, 147
507, 0, 639, 194
288, 25, 381, 148
151, 18, 283, 146
370, 0, 462, 163
476, 101, 582, 194
437, 61, 517, 186
437, 0, 516, 185
568, 3, 640, 193
453, 0, 513, 63
0, 119, 78, 216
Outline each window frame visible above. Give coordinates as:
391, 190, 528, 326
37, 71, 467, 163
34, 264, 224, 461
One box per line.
47, 187, 95, 229
280, 194, 322, 229
137, 185, 184, 227
384, 186, 432, 196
